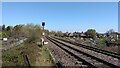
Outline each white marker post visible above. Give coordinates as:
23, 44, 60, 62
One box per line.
117, 34, 118, 41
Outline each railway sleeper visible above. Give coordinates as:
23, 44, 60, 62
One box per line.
77, 51, 110, 67
84, 59, 97, 63
81, 58, 103, 67
77, 64, 88, 68
76, 61, 82, 64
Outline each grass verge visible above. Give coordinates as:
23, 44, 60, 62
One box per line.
2, 40, 55, 67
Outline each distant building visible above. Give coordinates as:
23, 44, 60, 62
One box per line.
64, 32, 93, 38
109, 32, 118, 38
68, 33, 74, 37
96, 33, 106, 38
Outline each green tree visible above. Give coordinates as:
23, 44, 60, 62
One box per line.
55, 31, 63, 37
13, 25, 24, 39
85, 29, 96, 39
49, 31, 56, 35
25, 23, 42, 43
0, 32, 2, 38
6, 26, 13, 37
0, 26, 2, 32
6, 26, 13, 31
2, 24, 5, 31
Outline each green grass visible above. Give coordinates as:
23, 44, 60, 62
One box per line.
0, 45, 2, 48
35, 46, 55, 66
2, 44, 27, 66
2, 40, 55, 67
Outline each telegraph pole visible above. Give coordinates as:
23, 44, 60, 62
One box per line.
42, 22, 45, 46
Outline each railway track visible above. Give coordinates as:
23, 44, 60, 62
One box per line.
53, 36, 120, 59
46, 36, 88, 67
47, 36, 93, 68
46, 36, 120, 68
56, 61, 64, 68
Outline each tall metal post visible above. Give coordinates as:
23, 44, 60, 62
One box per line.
42, 22, 45, 46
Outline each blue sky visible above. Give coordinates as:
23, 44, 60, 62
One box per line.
2, 2, 118, 33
